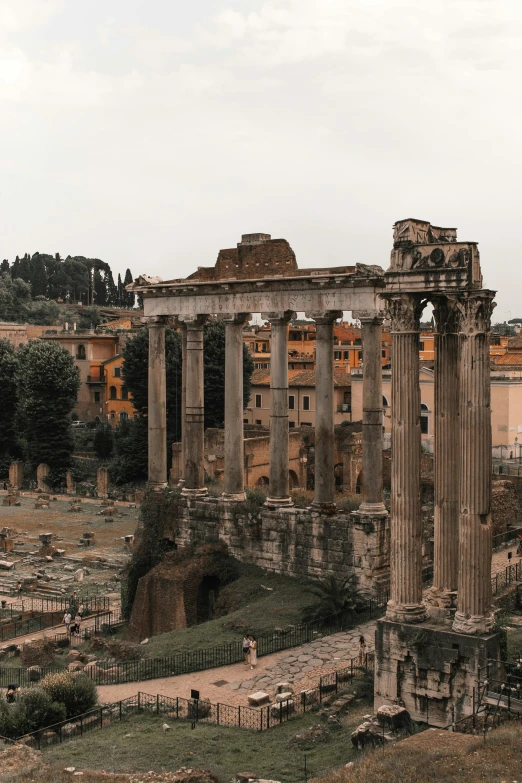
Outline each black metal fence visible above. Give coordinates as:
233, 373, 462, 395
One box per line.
0, 595, 386, 687
0, 654, 373, 749
491, 562, 521, 596
0, 599, 113, 644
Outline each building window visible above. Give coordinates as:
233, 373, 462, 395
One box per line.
121, 387, 129, 400
76, 345, 86, 360
289, 363, 295, 370
334, 350, 341, 360
382, 349, 386, 358
301, 422, 312, 426
255, 419, 262, 425
289, 421, 296, 428
255, 393, 262, 408
110, 411, 115, 420
120, 411, 129, 421
358, 350, 363, 362
109, 386, 117, 400
114, 367, 121, 378
94, 391, 100, 403
420, 403, 429, 434
243, 418, 249, 424
382, 395, 389, 407
419, 341, 425, 352
289, 395, 295, 410
302, 395, 310, 411
344, 351, 349, 360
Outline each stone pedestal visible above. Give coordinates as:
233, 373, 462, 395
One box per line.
182, 316, 208, 498
385, 295, 426, 624
265, 313, 293, 508
374, 618, 501, 726
97, 467, 109, 498
310, 312, 341, 512
65, 471, 75, 495
8, 461, 23, 491
223, 315, 249, 502
453, 293, 496, 634
145, 316, 168, 490
36, 463, 51, 492
350, 510, 390, 592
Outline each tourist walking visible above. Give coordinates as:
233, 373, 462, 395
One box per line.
74, 612, 82, 636
63, 611, 72, 633
242, 635, 251, 664
358, 634, 368, 665
249, 635, 257, 669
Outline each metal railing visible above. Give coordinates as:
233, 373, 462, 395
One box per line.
0, 654, 374, 748
0, 595, 387, 687
491, 561, 521, 595
0, 596, 110, 643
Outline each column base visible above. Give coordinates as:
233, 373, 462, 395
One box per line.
147, 482, 168, 492
177, 479, 185, 488
386, 600, 427, 624
181, 487, 208, 499
357, 502, 388, 516
425, 586, 457, 609
221, 491, 247, 503
453, 611, 495, 635
264, 496, 294, 509
310, 501, 337, 515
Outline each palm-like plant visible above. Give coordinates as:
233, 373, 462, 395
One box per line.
301, 574, 367, 624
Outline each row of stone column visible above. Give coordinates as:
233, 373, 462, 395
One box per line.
385, 291, 495, 635
144, 311, 386, 513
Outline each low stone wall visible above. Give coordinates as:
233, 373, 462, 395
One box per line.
175, 496, 390, 591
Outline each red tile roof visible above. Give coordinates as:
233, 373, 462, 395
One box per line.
251, 368, 351, 387
494, 353, 522, 366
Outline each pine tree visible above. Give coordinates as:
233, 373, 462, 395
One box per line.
117, 273, 123, 307
0, 260, 9, 274
123, 269, 134, 308
105, 269, 118, 306
31, 254, 48, 297
93, 270, 107, 305
0, 339, 20, 473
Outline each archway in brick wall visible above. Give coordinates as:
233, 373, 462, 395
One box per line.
289, 469, 299, 489
196, 575, 221, 623
334, 463, 343, 490
256, 475, 269, 487
356, 472, 362, 494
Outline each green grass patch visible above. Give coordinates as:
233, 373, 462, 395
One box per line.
125, 563, 315, 657
507, 624, 522, 660
43, 700, 370, 782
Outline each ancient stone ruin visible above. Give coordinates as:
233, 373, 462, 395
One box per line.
130, 221, 500, 725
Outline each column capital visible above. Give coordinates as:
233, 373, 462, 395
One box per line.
455, 291, 496, 336
261, 310, 295, 324
384, 294, 424, 333
352, 310, 385, 325
222, 312, 252, 325
305, 310, 342, 325
183, 314, 209, 330
431, 295, 460, 335
141, 315, 169, 327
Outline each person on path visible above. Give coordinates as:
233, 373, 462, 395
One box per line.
75, 613, 82, 636
249, 636, 257, 669
358, 635, 368, 665
242, 635, 251, 664
64, 611, 72, 633
6, 684, 19, 703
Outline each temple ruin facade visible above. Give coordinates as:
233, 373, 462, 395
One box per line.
131, 220, 500, 725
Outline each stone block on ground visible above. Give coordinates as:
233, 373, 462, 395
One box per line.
247, 691, 270, 707
275, 692, 293, 703
276, 682, 293, 693
376, 704, 410, 730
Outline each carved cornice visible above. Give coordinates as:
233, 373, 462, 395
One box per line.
182, 314, 209, 330
384, 295, 424, 333
455, 292, 496, 336
141, 315, 169, 327
261, 310, 295, 325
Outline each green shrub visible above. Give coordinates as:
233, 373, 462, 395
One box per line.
40, 672, 97, 718
0, 690, 66, 739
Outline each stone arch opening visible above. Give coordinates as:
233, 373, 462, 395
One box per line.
256, 475, 269, 487
288, 469, 299, 489
76, 344, 86, 360
196, 575, 221, 623
356, 471, 362, 494
334, 463, 344, 490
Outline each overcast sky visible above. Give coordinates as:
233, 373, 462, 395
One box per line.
1, 0, 521, 318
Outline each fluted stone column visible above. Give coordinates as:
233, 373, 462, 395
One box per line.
385, 295, 426, 623
145, 316, 168, 491
265, 312, 293, 507
179, 323, 187, 487
223, 314, 250, 502
427, 297, 459, 611
359, 314, 387, 515
182, 315, 208, 498
453, 292, 496, 634
310, 311, 341, 511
